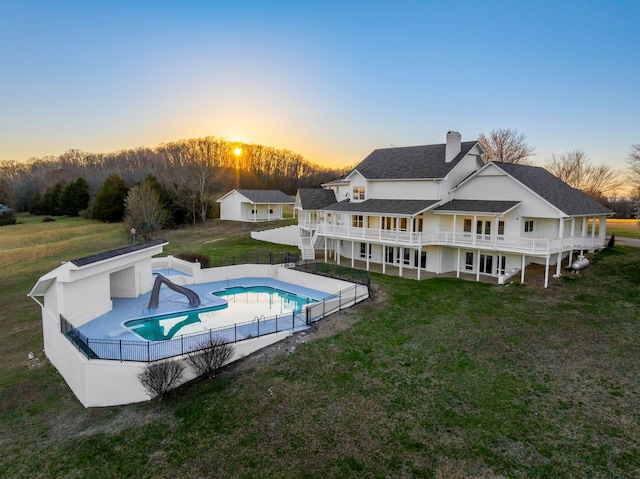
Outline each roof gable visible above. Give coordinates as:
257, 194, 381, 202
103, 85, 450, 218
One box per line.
352, 141, 479, 180
491, 162, 613, 216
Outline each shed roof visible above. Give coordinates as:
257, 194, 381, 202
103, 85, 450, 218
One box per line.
233, 189, 294, 204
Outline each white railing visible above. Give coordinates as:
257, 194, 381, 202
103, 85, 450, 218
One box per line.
314, 224, 605, 254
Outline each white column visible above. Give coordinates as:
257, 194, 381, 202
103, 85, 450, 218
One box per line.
324, 237, 328, 263
399, 247, 404, 277
417, 245, 422, 280
600, 217, 607, 243
544, 256, 550, 288
476, 249, 481, 282
453, 213, 457, 243
337, 240, 341, 265
366, 243, 370, 271
521, 255, 526, 283
456, 248, 461, 278
472, 215, 477, 245
351, 241, 355, 268
556, 252, 562, 276
382, 246, 386, 274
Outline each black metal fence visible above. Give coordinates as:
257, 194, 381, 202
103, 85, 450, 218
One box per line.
59, 283, 369, 362
209, 251, 300, 268
292, 261, 371, 290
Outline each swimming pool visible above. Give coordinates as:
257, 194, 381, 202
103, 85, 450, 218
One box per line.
125, 285, 317, 341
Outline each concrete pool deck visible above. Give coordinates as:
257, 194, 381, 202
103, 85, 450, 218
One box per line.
78, 277, 332, 341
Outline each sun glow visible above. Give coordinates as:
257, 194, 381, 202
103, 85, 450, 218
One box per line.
233, 147, 242, 156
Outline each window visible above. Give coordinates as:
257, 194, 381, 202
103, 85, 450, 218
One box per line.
360, 243, 371, 258
498, 221, 505, 235
399, 218, 408, 231
465, 252, 474, 270
383, 217, 396, 230
413, 217, 423, 232
477, 220, 491, 235
352, 215, 363, 228
353, 186, 365, 200
524, 220, 534, 232
463, 219, 472, 232
269, 208, 274, 214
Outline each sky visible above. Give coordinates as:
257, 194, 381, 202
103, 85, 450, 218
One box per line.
1, 0, 639, 173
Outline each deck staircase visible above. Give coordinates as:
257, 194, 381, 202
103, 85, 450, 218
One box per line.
300, 235, 315, 261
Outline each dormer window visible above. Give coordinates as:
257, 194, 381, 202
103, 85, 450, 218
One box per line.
353, 186, 365, 200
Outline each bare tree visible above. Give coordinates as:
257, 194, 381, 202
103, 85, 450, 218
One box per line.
124, 181, 170, 241
138, 360, 185, 400
186, 337, 234, 379
478, 128, 535, 164
626, 143, 640, 197
546, 150, 622, 199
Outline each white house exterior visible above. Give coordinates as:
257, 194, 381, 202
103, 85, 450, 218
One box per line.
295, 131, 613, 287
217, 189, 294, 222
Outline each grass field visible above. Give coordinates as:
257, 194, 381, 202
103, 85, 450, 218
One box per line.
606, 218, 640, 239
1, 216, 639, 478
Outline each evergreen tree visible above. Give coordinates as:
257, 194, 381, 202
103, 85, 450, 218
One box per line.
91, 174, 129, 222
60, 177, 90, 216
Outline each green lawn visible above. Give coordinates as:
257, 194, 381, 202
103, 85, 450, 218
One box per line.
1, 217, 639, 478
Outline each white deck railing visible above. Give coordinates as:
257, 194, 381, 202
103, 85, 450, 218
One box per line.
314, 224, 604, 254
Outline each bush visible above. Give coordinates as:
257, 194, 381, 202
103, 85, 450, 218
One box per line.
138, 360, 185, 400
186, 337, 234, 379
608, 234, 615, 248
41, 216, 56, 223
176, 253, 211, 268
0, 204, 16, 226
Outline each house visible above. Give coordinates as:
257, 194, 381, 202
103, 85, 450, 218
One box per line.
295, 131, 613, 287
217, 189, 294, 222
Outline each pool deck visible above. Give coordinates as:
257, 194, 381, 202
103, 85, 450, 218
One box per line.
78, 277, 331, 341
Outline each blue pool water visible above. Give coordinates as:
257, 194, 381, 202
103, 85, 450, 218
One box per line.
125, 285, 317, 341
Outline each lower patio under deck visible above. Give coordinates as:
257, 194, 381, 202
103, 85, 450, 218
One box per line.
311, 253, 502, 285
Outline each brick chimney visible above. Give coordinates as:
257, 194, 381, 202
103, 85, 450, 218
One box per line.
445, 131, 461, 163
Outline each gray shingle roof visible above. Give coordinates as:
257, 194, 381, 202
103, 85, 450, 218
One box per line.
235, 189, 294, 204
434, 200, 521, 214
493, 162, 613, 216
297, 188, 337, 209
320, 199, 440, 216
352, 141, 478, 180
71, 239, 167, 267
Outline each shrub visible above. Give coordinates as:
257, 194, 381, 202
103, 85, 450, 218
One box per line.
176, 253, 211, 268
186, 337, 234, 379
138, 360, 185, 400
0, 204, 16, 226
608, 234, 615, 248
41, 216, 56, 223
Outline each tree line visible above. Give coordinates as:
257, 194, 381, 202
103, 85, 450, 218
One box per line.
0, 136, 349, 222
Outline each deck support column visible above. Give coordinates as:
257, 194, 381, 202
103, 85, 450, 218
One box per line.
521, 255, 526, 283
351, 241, 355, 268
544, 256, 550, 288
324, 237, 328, 263
476, 249, 481, 282
382, 247, 386, 274
456, 248, 461, 278
337, 240, 341, 265
556, 252, 562, 276
399, 247, 404, 277
366, 242, 370, 271
417, 245, 422, 280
